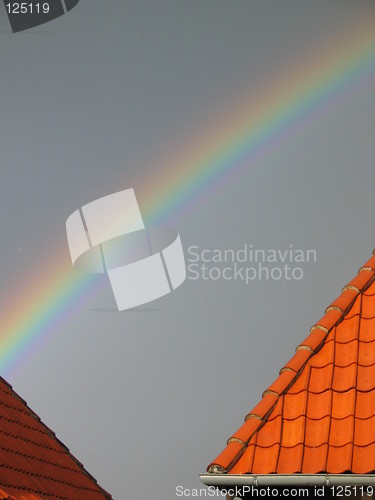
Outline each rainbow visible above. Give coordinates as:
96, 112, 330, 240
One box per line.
1, 12, 375, 378
0, 252, 107, 377
140, 14, 375, 225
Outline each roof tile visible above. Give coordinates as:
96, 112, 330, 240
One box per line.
361, 293, 375, 319
277, 445, 303, 473
358, 317, 375, 342
336, 314, 360, 343
304, 416, 330, 447
332, 364, 357, 392
352, 444, 375, 474
354, 415, 375, 446
308, 365, 333, 393
358, 340, 375, 365
326, 444, 353, 473
357, 364, 375, 391
331, 389, 356, 419
329, 416, 354, 446
302, 444, 328, 473
335, 340, 358, 367
355, 390, 375, 418
306, 390, 331, 419
283, 391, 308, 420
251, 444, 280, 474
281, 416, 305, 447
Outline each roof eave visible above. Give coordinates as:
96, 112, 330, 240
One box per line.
200, 473, 375, 488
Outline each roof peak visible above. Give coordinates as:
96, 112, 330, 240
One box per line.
206, 248, 375, 476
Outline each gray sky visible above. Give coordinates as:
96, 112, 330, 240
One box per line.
1, 1, 375, 498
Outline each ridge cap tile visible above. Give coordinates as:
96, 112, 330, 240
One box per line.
327, 288, 360, 314
231, 416, 264, 444
280, 349, 312, 374
362, 254, 375, 270
313, 308, 344, 332
262, 370, 296, 398
346, 269, 375, 292
297, 328, 328, 352
207, 440, 245, 473
244, 393, 279, 421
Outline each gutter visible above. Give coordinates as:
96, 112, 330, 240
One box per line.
200, 474, 375, 487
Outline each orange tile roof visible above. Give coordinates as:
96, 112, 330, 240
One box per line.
207, 249, 375, 476
0, 377, 111, 499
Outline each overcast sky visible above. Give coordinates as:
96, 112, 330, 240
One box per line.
1, 1, 375, 498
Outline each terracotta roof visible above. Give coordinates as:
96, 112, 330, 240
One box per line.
0, 377, 111, 499
207, 249, 375, 476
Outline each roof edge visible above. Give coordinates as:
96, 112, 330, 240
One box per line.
200, 474, 375, 487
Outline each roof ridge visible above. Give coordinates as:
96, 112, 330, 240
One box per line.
207, 250, 375, 474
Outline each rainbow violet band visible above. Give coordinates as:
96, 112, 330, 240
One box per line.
66, 189, 186, 310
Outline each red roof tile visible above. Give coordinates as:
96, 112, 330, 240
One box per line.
207, 249, 375, 476
0, 377, 111, 499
